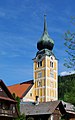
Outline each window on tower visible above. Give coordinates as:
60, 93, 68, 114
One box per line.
38, 81, 41, 87
38, 72, 42, 78
51, 56, 53, 60
38, 61, 42, 67
50, 81, 54, 88
50, 61, 53, 68
50, 70, 54, 78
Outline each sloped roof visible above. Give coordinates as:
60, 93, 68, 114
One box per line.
0, 96, 16, 102
20, 100, 66, 115
0, 80, 16, 103
8, 80, 34, 99
62, 101, 75, 112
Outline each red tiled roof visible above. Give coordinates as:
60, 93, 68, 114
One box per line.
8, 80, 34, 99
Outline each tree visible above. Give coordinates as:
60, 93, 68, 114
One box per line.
58, 74, 75, 105
12, 93, 20, 113
14, 114, 26, 120
64, 30, 75, 70
27, 117, 34, 120
12, 93, 26, 120
64, 80, 75, 105
16, 96, 20, 113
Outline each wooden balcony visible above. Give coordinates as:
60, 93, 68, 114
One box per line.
0, 109, 17, 118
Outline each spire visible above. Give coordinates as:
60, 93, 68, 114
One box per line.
44, 15, 48, 34
37, 15, 54, 51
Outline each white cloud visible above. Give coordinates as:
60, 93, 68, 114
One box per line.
60, 70, 75, 76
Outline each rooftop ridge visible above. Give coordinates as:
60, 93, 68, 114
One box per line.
8, 79, 34, 87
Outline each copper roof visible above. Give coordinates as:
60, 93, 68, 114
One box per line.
8, 80, 34, 99
37, 15, 54, 51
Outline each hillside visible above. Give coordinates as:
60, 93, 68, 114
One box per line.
58, 74, 75, 105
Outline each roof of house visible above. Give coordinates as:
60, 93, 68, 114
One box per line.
8, 80, 34, 99
0, 96, 16, 102
20, 100, 66, 116
0, 80, 16, 103
62, 101, 75, 112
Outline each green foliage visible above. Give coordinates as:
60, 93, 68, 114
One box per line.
12, 93, 26, 120
27, 117, 34, 120
14, 113, 26, 120
58, 74, 75, 105
13, 93, 16, 98
16, 96, 20, 113
64, 29, 75, 70
12, 93, 20, 113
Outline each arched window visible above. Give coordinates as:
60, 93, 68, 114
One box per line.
50, 61, 53, 68
38, 61, 42, 67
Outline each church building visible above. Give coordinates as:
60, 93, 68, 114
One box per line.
8, 16, 58, 102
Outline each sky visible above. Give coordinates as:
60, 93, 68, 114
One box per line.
0, 0, 75, 85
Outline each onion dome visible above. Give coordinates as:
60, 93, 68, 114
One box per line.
37, 15, 54, 51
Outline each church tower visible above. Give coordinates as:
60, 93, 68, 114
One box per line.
33, 15, 58, 102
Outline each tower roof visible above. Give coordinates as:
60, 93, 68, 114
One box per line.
37, 15, 54, 51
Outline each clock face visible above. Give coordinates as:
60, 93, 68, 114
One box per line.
36, 55, 42, 61
38, 55, 42, 60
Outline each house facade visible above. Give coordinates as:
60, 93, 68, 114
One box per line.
0, 80, 18, 120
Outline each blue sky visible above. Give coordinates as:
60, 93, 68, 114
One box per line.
0, 0, 75, 85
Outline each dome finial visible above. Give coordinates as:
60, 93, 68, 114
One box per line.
37, 15, 54, 51
44, 14, 47, 34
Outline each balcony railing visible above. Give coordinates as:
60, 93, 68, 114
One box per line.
0, 109, 17, 117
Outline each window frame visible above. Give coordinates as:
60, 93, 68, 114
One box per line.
50, 61, 53, 68
37, 72, 42, 78
37, 61, 42, 67
50, 69, 54, 78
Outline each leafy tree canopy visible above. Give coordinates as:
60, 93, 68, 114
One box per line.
58, 74, 75, 105
64, 30, 75, 70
